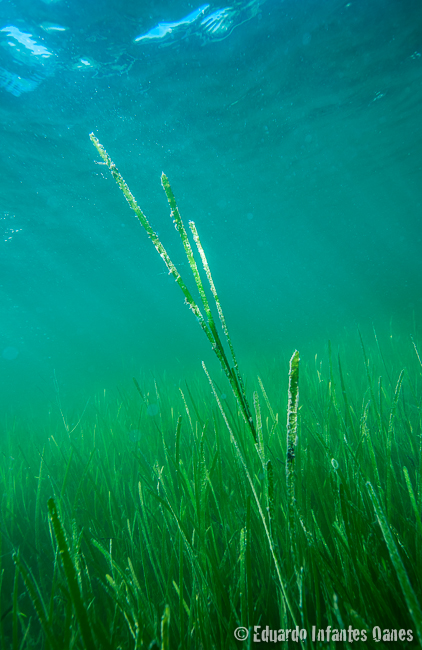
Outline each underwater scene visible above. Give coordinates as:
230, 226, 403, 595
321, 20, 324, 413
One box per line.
1, 0, 422, 647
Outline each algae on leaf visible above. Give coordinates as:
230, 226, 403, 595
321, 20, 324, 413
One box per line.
90, 133, 256, 440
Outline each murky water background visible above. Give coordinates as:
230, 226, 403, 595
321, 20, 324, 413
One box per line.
1, 0, 421, 420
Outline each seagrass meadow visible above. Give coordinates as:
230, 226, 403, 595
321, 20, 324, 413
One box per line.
2, 0, 422, 647
1, 139, 422, 650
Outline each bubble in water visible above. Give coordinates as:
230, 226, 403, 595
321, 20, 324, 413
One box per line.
2, 346, 19, 360
128, 429, 142, 443
147, 404, 159, 417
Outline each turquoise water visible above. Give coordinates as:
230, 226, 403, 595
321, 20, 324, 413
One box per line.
1, 0, 421, 419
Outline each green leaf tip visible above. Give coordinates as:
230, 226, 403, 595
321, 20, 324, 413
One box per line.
161, 604, 170, 650
48, 497, 97, 650
287, 349, 300, 462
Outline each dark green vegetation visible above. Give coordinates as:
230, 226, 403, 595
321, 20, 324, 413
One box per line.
1, 141, 422, 649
